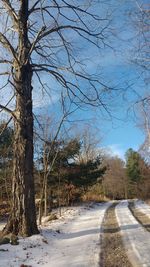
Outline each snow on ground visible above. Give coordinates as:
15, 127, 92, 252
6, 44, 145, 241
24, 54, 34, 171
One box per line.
0, 202, 110, 267
134, 200, 150, 218
116, 200, 150, 267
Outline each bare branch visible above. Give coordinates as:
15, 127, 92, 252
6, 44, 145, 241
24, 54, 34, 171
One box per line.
25, 26, 46, 62
0, 104, 13, 115
0, 33, 18, 63
0, 104, 17, 120
0, 71, 10, 75
1, 0, 18, 24
29, 0, 41, 15
0, 59, 12, 64
36, 25, 102, 44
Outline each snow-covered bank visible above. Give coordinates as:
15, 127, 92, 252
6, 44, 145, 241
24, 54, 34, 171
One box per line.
0, 202, 110, 267
116, 200, 150, 267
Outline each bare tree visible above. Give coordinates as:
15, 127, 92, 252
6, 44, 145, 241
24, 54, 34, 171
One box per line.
136, 98, 150, 163
0, 0, 113, 236
127, 1, 150, 164
102, 155, 127, 199
36, 109, 73, 225
132, 1, 150, 73
77, 126, 102, 164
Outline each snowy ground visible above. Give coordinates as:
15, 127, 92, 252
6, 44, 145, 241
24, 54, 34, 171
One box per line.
1, 200, 150, 267
134, 200, 150, 218
0, 202, 110, 267
116, 200, 150, 267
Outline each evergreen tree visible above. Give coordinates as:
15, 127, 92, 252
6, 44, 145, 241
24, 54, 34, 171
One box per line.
125, 148, 150, 198
39, 138, 105, 205
125, 148, 141, 183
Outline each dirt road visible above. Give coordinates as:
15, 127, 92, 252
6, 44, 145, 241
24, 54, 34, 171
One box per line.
116, 200, 150, 267
1, 200, 150, 267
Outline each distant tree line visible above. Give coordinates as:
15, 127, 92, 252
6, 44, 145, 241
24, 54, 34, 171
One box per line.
102, 148, 150, 200
1, 121, 150, 221
0, 121, 105, 220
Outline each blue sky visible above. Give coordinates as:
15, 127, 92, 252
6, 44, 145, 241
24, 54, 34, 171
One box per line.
0, 0, 149, 160
32, 0, 149, 160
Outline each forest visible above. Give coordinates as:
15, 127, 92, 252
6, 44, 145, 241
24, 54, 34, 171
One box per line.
0, 0, 149, 254
0, 120, 150, 224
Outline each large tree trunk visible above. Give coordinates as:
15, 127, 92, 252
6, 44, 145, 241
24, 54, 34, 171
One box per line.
3, 0, 39, 236
4, 64, 39, 236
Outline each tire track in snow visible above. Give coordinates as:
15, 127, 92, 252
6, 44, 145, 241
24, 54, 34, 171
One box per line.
116, 200, 150, 267
100, 202, 132, 267
134, 200, 150, 219
129, 201, 150, 232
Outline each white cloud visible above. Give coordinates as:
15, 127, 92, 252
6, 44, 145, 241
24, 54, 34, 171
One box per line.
103, 144, 125, 160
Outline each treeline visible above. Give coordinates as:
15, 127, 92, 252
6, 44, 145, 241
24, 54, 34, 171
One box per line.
102, 148, 150, 200
1, 121, 150, 220
0, 121, 105, 219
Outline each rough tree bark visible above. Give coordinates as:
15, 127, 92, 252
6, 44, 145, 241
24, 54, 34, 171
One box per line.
3, 0, 39, 236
